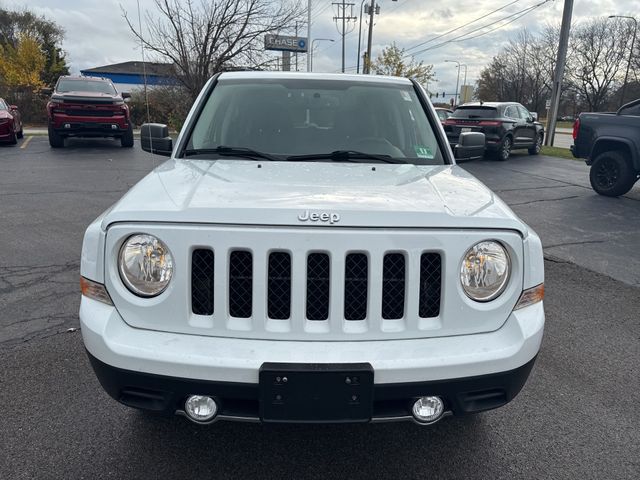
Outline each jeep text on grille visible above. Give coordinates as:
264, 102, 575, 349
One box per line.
80, 72, 545, 426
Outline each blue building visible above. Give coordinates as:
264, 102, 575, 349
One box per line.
80, 61, 177, 93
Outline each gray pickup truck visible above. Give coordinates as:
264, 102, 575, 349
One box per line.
571, 99, 640, 196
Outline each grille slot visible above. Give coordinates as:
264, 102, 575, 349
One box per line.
229, 250, 253, 318
344, 253, 368, 320
65, 109, 115, 117
306, 253, 330, 320
382, 253, 406, 319
419, 253, 442, 318
267, 252, 291, 319
191, 249, 214, 315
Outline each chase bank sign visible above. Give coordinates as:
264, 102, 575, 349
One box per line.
264, 34, 308, 53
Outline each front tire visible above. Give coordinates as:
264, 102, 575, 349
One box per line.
589, 151, 637, 197
16, 126, 24, 139
48, 126, 65, 148
528, 133, 543, 155
121, 124, 134, 148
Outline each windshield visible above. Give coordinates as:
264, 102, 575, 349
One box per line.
185, 78, 445, 165
451, 107, 497, 119
56, 79, 116, 95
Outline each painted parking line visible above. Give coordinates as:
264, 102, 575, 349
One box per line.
20, 136, 33, 149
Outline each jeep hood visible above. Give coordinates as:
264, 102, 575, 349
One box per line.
102, 159, 527, 233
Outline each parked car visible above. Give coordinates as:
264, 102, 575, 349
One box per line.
46, 76, 134, 148
571, 98, 640, 196
434, 107, 452, 124
445, 102, 545, 161
0, 98, 23, 145
80, 72, 544, 426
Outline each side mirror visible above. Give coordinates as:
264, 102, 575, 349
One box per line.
455, 132, 485, 161
530, 112, 538, 121
9, 105, 18, 111
121, 92, 131, 99
40, 87, 53, 95
140, 123, 173, 156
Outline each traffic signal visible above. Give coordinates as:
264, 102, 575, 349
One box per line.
435, 92, 439, 98
442, 91, 446, 97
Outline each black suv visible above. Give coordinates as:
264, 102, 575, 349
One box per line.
445, 102, 544, 160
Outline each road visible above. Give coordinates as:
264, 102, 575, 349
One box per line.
1, 137, 639, 479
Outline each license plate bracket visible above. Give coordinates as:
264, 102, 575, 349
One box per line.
259, 363, 374, 423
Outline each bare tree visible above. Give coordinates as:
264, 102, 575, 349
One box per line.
124, 0, 303, 100
567, 18, 629, 111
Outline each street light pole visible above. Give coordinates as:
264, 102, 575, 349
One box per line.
310, 38, 335, 72
445, 60, 460, 107
609, 15, 638, 107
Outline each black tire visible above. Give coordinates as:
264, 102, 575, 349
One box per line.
528, 133, 543, 155
495, 135, 512, 161
589, 151, 637, 197
48, 125, 65, 148
16, 126, 24, 139
121, 124, 134, 148
8, 131, 17, 145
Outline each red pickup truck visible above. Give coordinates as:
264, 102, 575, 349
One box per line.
47, 76, 134, 148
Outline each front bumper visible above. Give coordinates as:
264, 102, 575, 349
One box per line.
81, 297, 543, 422
50, 117, 129, 137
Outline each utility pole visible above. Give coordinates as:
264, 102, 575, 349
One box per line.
306, 0, 312, 72
364, 0, 375, 74
333, 1, 357, 73
545, 0, 573, 147
445, 60, 460, 106
356, 0, 367, 74
295, 21, 299, 72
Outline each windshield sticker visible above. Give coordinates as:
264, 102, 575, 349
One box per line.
414, 145, 434, 158
400, 90, 412, 101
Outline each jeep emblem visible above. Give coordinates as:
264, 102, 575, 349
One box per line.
298, 210, 340, 224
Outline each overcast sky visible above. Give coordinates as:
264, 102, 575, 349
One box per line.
3, 0, 637, 102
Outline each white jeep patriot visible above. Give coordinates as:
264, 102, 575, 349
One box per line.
80, 72, 544, 425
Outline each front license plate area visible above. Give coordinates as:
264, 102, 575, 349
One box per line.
461, 127, 472, 133
259, 363, 374, 423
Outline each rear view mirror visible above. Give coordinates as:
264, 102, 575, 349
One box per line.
9, 105, 18, 111
454, 132, 485, 161
140, 123, 173, 156
121, 92, 131, 99
530, 112, 538, 121
40, 87, 53, 95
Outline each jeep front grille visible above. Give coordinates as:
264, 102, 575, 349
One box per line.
192, 250, 441, 324
228, 250, 253, 318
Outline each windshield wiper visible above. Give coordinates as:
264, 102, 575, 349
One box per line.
285, 150, 407, 164
183, 146, 282, 161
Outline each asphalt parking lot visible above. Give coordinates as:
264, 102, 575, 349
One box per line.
1, 136, 639, 479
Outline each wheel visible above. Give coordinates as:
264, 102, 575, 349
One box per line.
589, 151, 637, 197
48, 125, 65, 148
495, 136, 512, 161
121, 124, 134, 148
16, 126, 23, 139
528, 133, 543, 155
8, 131, 17, 145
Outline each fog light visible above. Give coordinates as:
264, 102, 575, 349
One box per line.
184, 395, 218, 422
64, 123, 70, 129
412, 396, 445, 424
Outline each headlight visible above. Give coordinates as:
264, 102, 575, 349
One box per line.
118, 234, 174, 297
460, 241, 510, 302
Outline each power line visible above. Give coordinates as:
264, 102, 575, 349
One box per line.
403, 0, 522, 53
407, 0, 552, 56
452, 4, 542, 42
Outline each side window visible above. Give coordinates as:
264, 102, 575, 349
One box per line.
0, 99, 6, 110
504, 106, 518, 119
517, 106, 531, 120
